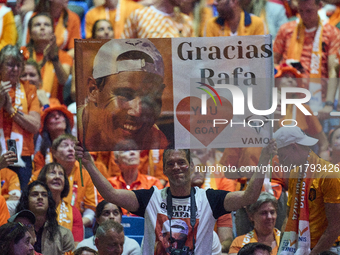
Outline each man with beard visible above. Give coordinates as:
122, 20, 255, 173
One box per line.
79, 38, 169, 151
204, 0, 266, 37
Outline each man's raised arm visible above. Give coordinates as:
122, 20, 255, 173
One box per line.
223, 139, 277, 212
75, 144, 140, 212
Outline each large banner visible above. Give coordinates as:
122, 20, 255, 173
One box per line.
75, 36, 273, 151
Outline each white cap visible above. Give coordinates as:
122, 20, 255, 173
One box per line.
162, 219, 189, 235
273, 126, 318, 149
93, 39, 164, 79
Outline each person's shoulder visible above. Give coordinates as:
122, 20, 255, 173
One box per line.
323, 23, 340, 38
124, 235, 140, 247
249, 13, 265, 24
77, 236, 95, 249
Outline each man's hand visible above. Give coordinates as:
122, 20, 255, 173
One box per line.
74, 143, 94, 166
0, 151, 17, 169
258, 138, 278, 166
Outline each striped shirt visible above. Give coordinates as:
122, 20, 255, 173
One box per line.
122, 6, 193, 38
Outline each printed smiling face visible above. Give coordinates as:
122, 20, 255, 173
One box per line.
90, 71, 164, 149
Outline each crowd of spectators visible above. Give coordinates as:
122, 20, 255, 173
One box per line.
0, 0, 340, 254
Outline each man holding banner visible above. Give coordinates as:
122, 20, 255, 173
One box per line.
75, 143, 276, 254
78, 39, 169, 151
274, 126, 340, 255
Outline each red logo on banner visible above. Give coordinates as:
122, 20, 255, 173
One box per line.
176, 96, 233, 146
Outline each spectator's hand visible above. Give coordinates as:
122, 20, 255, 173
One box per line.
318, 105, 333, 120
43, 35, 59, 63
4, 91, 13, 113
0, 81, 11, 109
74, 143, 94, 166
0, 151, 17, 169
259, 139, 277, 164
37, 89, 50, 106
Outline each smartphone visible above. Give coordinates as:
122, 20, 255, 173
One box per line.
7, 139, 18, 163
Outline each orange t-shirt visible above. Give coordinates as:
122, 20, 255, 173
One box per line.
0, 195, 10, 226
64, 162, 97, 213
229, 228, 281, 254
0, 168, 20, 200
287, 157, 340, 247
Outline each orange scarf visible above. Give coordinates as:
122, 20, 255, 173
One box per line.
328, 7, 340, 27
287, 17, 323, 112
0, 82, 28, 167
31, 50, 55, 98
278, 151, 318, 254
56, 200, 73, 232
54, 10, 68, 50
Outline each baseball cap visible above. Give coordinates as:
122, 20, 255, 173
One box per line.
162, 219, 189, 235
93, 39, 164, 79
8, 210, 36, 224
273, 126, 318, 149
